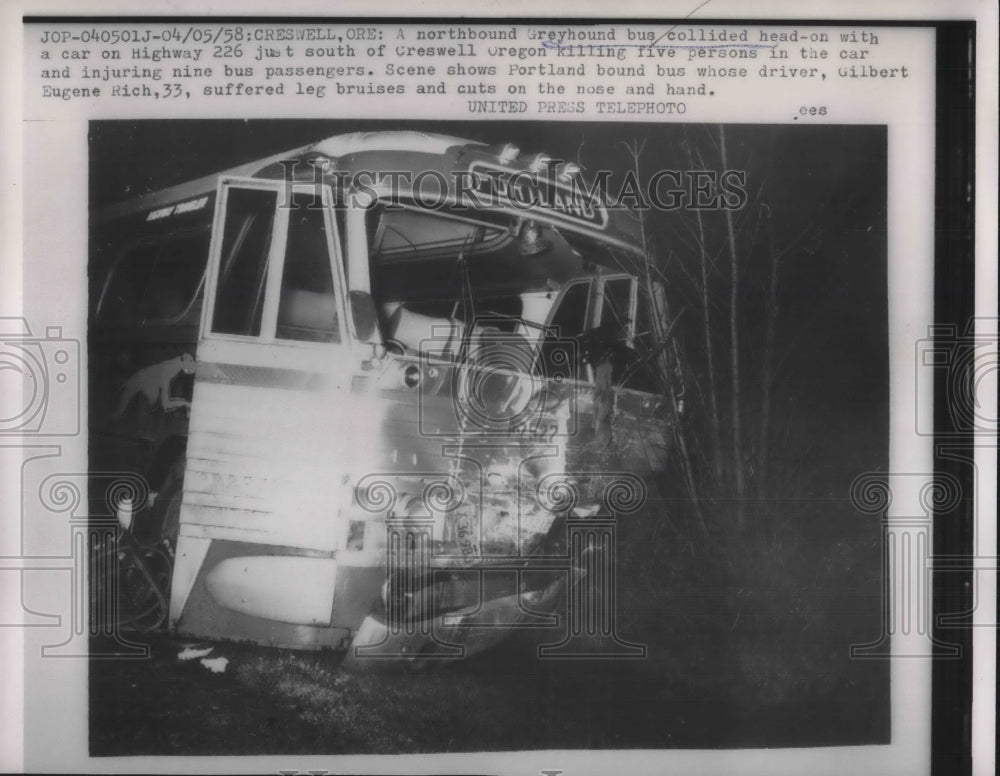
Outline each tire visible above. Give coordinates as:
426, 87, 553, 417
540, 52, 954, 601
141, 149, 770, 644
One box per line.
118, 542, 172, 632
118, 458, 183, 632
147, 459, 184, 555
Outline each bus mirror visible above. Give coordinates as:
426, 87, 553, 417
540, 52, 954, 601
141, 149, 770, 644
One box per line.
349, 291, 378, 342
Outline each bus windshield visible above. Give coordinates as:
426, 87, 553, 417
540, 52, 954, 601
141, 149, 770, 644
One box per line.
367, 204, 638, 360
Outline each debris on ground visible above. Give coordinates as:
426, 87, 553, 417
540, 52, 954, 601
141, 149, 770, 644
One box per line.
200, 656, 229, 674
177, 646, 214, 661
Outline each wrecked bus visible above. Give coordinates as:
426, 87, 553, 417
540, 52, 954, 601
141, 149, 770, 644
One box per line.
90, 131, 680, 660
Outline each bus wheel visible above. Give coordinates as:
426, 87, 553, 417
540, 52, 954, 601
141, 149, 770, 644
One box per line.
119, 542, 172, 632
122, 459, 183, 632
150, 460, 184, 557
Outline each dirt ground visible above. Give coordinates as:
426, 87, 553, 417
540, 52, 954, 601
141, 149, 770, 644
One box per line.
91, 630, 888, 755
90, 504, 890, 756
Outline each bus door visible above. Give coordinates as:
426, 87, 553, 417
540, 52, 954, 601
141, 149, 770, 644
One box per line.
170, 177, 371, 626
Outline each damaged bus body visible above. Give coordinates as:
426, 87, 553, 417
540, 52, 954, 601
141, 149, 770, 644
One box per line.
90, 131, 680, 661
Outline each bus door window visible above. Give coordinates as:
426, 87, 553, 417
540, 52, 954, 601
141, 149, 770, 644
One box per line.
276, 194, 341, 343
211, 187, 279, 337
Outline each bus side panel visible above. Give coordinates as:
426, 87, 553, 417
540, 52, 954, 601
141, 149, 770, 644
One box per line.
89, 206, 213, 538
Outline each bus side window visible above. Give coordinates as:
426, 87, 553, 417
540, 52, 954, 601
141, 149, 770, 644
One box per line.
581, 276, 659, 393
276, 196, 340, 343
627, 284, 661, 394
98, 243, 157, 326
212, 187, 278, 337
540, 280, 591, 381
98, 231, 209, 327
142, 231, 210, 323
599, 277, 634, 345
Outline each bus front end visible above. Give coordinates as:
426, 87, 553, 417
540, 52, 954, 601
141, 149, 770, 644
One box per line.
166, 133, 680, 660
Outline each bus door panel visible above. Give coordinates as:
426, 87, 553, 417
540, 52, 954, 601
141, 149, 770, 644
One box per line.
181, 179, 362, 553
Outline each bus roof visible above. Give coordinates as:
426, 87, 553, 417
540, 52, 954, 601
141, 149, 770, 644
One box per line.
92, 130, 644, 257
93, 132, 478, 224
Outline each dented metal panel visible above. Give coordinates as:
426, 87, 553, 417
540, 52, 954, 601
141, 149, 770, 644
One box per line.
96, 131, 679, 657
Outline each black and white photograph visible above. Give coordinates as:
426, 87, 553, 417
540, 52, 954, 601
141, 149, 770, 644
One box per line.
86, 119, 890, 754
4, 7, 992, 776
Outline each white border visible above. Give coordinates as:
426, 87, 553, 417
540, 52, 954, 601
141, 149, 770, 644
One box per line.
2, 2, 996, 775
